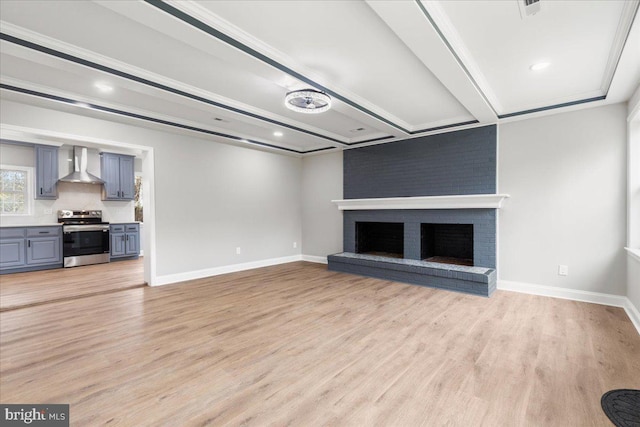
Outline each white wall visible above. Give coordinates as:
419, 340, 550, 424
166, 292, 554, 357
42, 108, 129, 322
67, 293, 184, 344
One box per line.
499, 103, 628, 295
626, 88, 640, 315
301, 151, 343, 259
0, 142, 134, 225
0, 99, 302, 278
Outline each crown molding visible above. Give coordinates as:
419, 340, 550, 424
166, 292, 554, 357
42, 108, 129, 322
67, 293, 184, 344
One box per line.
1, 79, 334, 155
600, 0, 640, 95
417, 0, 504, 115
162, 0, 416, 134
0, 21, 355, 145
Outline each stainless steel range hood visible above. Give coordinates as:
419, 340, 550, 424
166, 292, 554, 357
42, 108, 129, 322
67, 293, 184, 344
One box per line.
58, 146, 104, 184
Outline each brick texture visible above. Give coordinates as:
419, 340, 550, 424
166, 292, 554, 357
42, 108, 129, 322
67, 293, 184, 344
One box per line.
344, 209, 496, 268
344, 125, 497, 199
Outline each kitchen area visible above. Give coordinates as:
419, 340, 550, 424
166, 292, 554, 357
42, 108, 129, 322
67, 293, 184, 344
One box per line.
0, 140, 145, 310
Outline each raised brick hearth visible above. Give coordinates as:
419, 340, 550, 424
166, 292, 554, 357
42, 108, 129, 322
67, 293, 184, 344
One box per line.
328, 253, 496, 297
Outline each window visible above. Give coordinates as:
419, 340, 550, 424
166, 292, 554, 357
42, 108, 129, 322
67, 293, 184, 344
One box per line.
134, 174, 143, 222
0, 165, 32, 215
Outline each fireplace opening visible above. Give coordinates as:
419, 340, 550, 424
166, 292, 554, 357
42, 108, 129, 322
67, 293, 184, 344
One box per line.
421, 223, 473, 266
356, 222, 404, 258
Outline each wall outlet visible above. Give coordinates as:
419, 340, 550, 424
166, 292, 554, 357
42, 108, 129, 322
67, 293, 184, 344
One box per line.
236, 247, 241, 255
293, 241, 297, 249
44, 208, 53, 215
558, 265, 569, 276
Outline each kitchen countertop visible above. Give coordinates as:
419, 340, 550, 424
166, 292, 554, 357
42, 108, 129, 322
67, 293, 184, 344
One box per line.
0, 223, 62, 228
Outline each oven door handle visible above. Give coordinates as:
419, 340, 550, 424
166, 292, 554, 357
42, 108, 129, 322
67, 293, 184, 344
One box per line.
63, 225, 110, 233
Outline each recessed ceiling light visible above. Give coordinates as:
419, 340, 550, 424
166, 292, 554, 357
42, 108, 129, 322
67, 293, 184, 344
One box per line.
529, 62, 550, 71
75, 102, 91, 109
94, 82, 113, 93
273, 131, 283, 137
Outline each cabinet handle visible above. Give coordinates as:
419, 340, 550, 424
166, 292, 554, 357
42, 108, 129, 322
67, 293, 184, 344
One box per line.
38, 231, 48, 234
27, 240, 30, 248
40, 188, 43, 195
126, 234, 129, 241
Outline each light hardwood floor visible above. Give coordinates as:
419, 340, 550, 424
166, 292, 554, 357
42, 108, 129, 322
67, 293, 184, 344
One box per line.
1, 261, 638, 426
0, 258, 144, 311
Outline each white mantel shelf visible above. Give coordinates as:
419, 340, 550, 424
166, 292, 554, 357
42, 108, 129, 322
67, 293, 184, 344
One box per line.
332, 194, 510, 210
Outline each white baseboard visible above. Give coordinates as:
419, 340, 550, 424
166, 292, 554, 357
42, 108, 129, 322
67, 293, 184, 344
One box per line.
151, 255, 303, 286
498, 280, 640, 335
301, 255, 328, 264
624, 298, 640, 334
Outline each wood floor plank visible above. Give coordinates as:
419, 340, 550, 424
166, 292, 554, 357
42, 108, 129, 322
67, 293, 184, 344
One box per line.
0, 258, 144, 311
1, 261, 638, 426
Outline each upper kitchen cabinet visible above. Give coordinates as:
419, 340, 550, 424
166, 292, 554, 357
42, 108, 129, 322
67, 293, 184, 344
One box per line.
101, 152, 134, 201
34, 144, 58, 200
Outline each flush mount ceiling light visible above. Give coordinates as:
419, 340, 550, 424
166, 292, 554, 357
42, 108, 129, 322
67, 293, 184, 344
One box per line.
529, 62, 550, 71
273, 131, 283, 137
285, 89, 331, 114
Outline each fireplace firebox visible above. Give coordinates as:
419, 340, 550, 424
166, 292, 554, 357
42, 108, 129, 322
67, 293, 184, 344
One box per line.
421, 223, 473, 266
356, 222, 404, 258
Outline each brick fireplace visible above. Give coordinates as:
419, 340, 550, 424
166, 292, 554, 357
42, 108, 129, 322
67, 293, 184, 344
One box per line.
327, 125, 506, 297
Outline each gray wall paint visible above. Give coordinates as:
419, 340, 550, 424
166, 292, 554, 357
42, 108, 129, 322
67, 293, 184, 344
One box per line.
344, 125, 496, 198
301, 151, 343, 258
499, 103, 627, 295
0, 99, 302, 277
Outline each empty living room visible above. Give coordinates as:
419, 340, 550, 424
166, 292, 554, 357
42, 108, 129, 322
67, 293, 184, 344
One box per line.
1, 0, 639, 426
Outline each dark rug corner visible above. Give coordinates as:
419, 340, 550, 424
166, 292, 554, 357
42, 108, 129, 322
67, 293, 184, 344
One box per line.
601, 389, 640, 427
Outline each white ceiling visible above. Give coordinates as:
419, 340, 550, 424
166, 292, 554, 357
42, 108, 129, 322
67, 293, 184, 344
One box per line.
0, 0, 638, 155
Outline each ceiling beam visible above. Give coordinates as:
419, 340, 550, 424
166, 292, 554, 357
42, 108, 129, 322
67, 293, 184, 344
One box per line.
365, 0, 497, 125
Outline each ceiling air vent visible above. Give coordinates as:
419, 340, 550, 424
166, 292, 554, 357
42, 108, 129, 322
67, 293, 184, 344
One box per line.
519, 0, 541, 18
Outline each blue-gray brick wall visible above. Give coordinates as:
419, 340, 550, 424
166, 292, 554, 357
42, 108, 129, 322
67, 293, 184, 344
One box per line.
344, 125, 496, 199
344, 209, 496, 268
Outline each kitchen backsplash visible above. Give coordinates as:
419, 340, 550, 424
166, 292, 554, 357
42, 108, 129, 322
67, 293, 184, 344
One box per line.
1, 181, 135, 226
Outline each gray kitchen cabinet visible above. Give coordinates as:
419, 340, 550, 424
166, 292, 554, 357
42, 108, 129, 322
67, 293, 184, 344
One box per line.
110, 223, 139, 260
0, 228, 26, 269
101, 152, 134, 201
35, 144, 59, 199
0, 226, 63, 274
26, 227, 62, 265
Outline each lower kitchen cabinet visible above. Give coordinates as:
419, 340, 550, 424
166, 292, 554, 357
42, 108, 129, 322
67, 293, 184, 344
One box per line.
0, 226, 63, 274
110, 223, 140, 260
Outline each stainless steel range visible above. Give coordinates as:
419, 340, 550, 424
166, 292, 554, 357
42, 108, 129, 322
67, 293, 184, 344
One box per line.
58, 210, 110, 267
